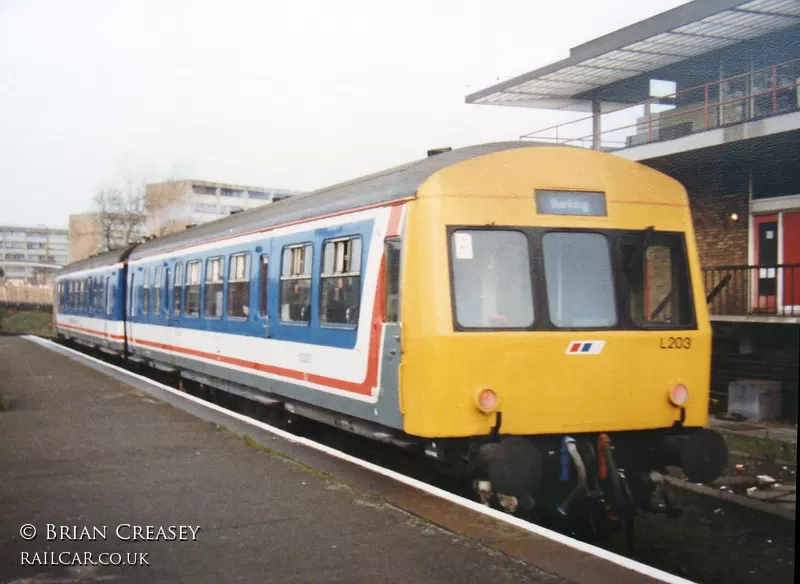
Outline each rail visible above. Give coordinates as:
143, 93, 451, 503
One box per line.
521, 58, 800, 150
704, 264, 800, 318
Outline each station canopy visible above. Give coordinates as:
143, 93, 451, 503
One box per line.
466, 0, 800, 112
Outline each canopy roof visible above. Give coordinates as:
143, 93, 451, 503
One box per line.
466, 0, 800, 112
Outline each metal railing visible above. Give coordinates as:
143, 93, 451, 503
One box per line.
522, 58, 800, 150
704, 264, 800, 318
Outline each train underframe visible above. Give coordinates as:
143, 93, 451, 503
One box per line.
451, 425, 729, 547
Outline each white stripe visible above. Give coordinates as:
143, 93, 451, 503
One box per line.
24, 335, 697, 584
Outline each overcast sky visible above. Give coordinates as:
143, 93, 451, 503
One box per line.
0, 0, 691, 229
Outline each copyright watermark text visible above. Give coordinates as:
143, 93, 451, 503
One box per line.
21, 551, 150, 566
19, 523, 201, 542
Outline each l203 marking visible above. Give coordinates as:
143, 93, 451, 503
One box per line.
566, 341, 605, 355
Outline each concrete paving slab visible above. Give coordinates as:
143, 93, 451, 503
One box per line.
0, 337, 672, 584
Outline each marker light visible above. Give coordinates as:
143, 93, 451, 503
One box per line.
669, 384, 689, 407
477, 388, 499, 413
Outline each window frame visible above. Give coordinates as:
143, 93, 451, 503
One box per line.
320, 236, 362, 328
621, 231, 697, 330
446, 225, 698, 333
172, 262, 184, 316
384, 239, 402, 323
143, 269, 152, 315
153, 266, 163, 315
226, 252, 251, 320
541, 230, 619, 330
259, 254, 269, 318
279, 243, 314, 325
204, 256, 225, 319
184, 260, 201, 317
447, 226, 537, 332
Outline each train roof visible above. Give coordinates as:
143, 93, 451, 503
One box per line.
128, 141, 545, 260
56, 247, 133, 277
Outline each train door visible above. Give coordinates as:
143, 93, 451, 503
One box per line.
168, 262, 183, 365
128, 271, 137, 346
754, 215, 778, 312
164, 265, 174, 365
104, 276, 111, 340
255, 252, 271, 338
781, 211, 800, 314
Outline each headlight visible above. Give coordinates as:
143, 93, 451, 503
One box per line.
669, 384, 689, 407
477, 388, 499, 413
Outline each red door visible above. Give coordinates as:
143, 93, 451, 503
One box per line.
753, 215, 778, 312
782, 211, 800, 310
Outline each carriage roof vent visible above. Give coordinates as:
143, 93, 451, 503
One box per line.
427, 147, 452, 157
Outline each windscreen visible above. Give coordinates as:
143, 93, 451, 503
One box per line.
451, 230, 534, 329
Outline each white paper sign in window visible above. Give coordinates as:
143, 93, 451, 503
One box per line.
454, 232, 473, 260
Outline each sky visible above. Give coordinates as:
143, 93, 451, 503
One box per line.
0, 0, 692, 229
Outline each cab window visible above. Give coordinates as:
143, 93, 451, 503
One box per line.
451, 230, 534, 329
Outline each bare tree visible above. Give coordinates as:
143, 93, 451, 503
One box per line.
92, 172, 148, 252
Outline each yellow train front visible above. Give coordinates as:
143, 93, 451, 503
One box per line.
396, 144, 727, 526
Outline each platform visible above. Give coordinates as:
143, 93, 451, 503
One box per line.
0, 335, 683, 584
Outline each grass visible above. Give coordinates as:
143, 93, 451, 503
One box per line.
0, 310, 54, 336
722, 431, 797, 463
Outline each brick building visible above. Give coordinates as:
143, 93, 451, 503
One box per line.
68, 212, 146, 263
468, 0, 799, 420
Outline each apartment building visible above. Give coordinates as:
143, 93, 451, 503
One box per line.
0, 225, 68, 284
146, 180, 301, 237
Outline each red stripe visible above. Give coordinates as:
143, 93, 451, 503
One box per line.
58, 322, 124, 340
386, 205, 404, 237
569, 342, 581, 353
129, 257, 390, 397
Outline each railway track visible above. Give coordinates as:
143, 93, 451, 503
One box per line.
56, 337, 795, 584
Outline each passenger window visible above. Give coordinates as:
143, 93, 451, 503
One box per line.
185, 261, 201, 316
259, 255, 269, 317
142, 269, 150, 315
154, 267, 163, 315
227, 252, 251, 319
173, 263, 184, 315
204, 257, 224, 318
385, 239, 401, 322
280, 244, 312, 323
320, 237, 361, 326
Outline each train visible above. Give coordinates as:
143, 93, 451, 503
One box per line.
54, 142, 728, 538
